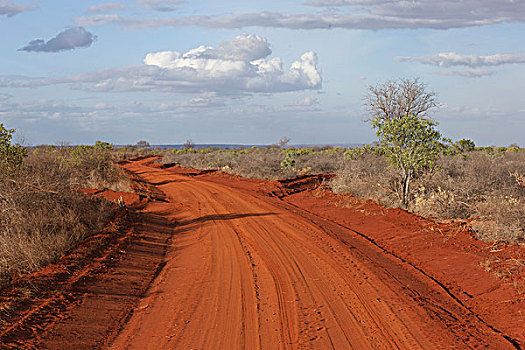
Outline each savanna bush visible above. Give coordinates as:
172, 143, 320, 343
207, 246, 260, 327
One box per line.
333, 149, 525, 242
161, 146, 345, 180
0, 139, 131, 288
0, 124, 27, 177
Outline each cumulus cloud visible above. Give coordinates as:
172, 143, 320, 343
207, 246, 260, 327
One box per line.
145, 34, 272, 65
5, 34, 321, 94
144, 36, 320, 93
396, 53, 525, 68
0, 0, 32, 17
86, 2, 125, 14
19, 27, 97, 53
76, 0, 525, 30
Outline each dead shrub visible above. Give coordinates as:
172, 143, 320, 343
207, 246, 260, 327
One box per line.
412, 152, 525, 242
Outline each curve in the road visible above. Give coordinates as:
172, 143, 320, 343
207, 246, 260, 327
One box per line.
108, 159, 514, 349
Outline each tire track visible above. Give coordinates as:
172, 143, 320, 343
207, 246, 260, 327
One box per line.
109, 159, 515, 349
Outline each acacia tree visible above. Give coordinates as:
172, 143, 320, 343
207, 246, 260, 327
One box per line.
372, 115, 444, 207
364, 79, 444, 207
364, 78, 438, 122
135, 140, 150, 148
184, 139, 195, 149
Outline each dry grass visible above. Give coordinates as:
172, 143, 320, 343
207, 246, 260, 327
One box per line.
332, 150, 525, 243
330, 153, 401, 207
160, 147, 345, 180
0, 146, 131, 288
161, 146, 524, 242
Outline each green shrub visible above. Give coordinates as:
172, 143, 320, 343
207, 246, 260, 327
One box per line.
0, 124, 27, 176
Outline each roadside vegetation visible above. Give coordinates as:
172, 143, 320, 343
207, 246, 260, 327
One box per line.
1, 78, 523, 291
161, 145, 345, 179
0, 127, 131, 288
159, 144, 524, 242
160, 79, 524, 243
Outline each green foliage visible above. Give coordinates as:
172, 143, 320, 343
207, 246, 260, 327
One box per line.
344, 144, 382, 160
94, 140, 113, 150
280, 149, 299, 170
0, 124, 27, 175
371, 114, 445, 207
68, 141, 113, 173
455, 139, 475, 152
280, 147, 312, 156
321, 146, 343, 155
172, 147, 197, 154
506, 146, 521, 153
474, 146, 507, 157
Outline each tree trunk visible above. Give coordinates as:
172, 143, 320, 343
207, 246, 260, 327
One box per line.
401, 172, 411, 208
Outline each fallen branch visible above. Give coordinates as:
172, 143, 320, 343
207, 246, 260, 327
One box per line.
6, 179, 59, 194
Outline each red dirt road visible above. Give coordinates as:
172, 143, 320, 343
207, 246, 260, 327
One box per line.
1, 157, 522, 349
111, 159, 518, 349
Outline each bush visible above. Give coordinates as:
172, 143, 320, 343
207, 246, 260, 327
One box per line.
0, 124, 27, 176
0, 151, 114, 288
331, 153, 400, 207
0, 140, 133, 288
161, 146, 345, 180
333, 150, 525, 242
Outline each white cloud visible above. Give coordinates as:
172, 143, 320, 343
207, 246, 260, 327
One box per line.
0, 98, 85, 121
76, 1, 525, 30
144, 35, 320, 93
397, 53, 525, 68
4, 34, 322, 94
0, 0, 32, 17
0, 93, 12, 101
19, 27, 97, 52
144, 34, 272, 69
86, 2, 125, 14
276, 96, 322, 112
433, 69, 495, 78
137, 0, 185, 12
436, 104, 516, 119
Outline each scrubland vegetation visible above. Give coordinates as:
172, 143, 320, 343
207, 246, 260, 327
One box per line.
160, 144, 525, 243
1, 79, 523, 291
159, 78, 524, 243
1, 127, 523, 291
0, 127, 131, 288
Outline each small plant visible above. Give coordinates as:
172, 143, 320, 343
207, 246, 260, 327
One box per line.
281, 149, 298, 171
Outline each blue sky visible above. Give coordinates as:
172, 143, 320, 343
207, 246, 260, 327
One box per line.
1, 0, 524, 146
